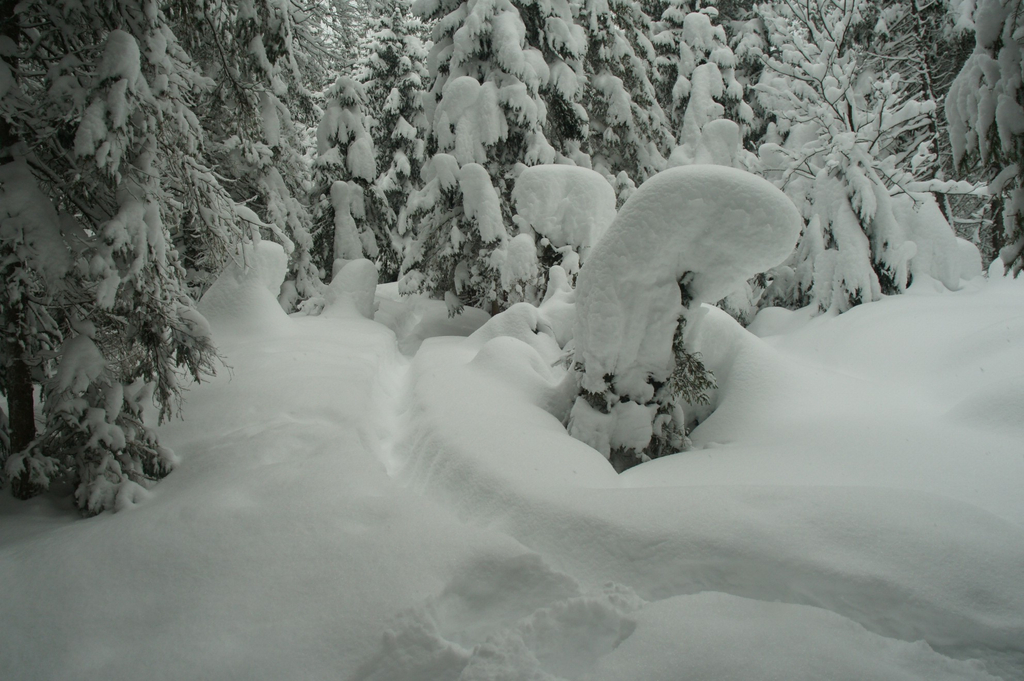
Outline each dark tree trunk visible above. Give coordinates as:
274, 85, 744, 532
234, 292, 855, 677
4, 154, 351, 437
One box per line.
0, 0, 14, 160
0, 0, 41, 498
6, 309, 40, 499
6, 347, 37, 453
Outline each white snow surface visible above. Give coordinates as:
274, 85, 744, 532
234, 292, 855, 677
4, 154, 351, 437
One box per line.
573, 164, 801, 399
2, 234, 1024, 680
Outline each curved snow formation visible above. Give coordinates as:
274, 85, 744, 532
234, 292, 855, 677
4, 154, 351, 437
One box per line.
573, 164, 801, 399
512, 165, 617, 273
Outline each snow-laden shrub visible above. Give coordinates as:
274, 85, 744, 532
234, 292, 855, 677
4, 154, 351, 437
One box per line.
568, 165, 801, 471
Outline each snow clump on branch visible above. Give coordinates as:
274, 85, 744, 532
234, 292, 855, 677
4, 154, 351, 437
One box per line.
512, 164, 617, 276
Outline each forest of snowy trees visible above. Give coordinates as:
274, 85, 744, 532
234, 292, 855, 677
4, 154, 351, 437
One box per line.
2, 0, 1023, 512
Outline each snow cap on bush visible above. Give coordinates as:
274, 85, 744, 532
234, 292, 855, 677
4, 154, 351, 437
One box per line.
574, 164, 802, 403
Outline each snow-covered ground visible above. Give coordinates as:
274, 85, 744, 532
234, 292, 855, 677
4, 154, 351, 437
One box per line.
2, 259, 1023, 680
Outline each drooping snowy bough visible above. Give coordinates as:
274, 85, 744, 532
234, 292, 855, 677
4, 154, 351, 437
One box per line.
568, 165, 801, 470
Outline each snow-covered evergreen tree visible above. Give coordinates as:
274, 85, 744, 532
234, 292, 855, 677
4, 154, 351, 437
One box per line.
0, 162, 71, 499
753, 1, 934, 312
946, 0, 1024, 273
405, 0, 587, 310
651, 3, 751, 164
580, 0, 675, 201
165, 0, 326, 309
405, 153, 541, 313
415, 0, 583, 197
312, 76, 380, 282
1, 1, 228, 512
357, 1, 430, 281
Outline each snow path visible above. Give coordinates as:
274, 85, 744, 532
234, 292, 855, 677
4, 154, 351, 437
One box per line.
0, 310, 532, 680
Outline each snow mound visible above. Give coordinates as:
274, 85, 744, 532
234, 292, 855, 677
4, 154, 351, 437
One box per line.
468, 336, 576, 423
948, 374, 1024, 431
395, 336, 617, 499
396, 285, 1024, 676
957, 237, 984, 280
512, 165, 617, 273
198, 240, 288, 336
358, 550, 1008, 681
587, 592, 1001, 681
469, 302, 562, 363
892, 194, 981, 289
574, 164, 801, 397
7, 269, 1024, 680
324, 258, 378, 319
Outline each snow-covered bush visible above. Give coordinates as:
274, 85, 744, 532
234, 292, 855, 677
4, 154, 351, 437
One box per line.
568, 165, 801, 470
512, 164, 617, 277
753, 2, 936, 312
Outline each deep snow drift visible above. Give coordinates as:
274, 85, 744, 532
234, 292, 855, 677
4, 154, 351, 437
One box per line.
1, 245, 1023, 680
